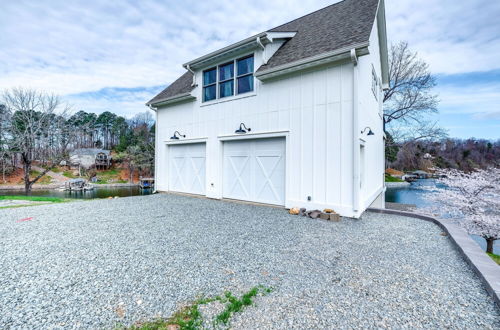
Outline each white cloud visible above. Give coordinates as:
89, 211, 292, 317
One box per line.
0, 0, 498, 117
438, 82, 500, 119
0, 0, 329, 97
386, 0, 500, 74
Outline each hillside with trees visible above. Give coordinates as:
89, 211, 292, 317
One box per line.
0, 87, 154, 192
387, 138, 500, 172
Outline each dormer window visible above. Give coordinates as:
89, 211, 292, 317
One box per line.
202, 55, 254, 102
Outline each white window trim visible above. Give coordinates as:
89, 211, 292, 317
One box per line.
202, 54, 255, 103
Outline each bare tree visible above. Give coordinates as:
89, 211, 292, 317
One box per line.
2, 88, 72, 193
0, 103, 11, 183
384, 41, 444, 144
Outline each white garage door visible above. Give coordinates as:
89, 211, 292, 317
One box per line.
223, 138, 285, 205
169, 143, 206, 195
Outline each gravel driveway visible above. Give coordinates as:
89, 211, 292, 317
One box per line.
0, 193, 499, 329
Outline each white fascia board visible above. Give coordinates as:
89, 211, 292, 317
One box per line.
265, 31, 297, 42
182, 32, 297, 70
148, 93, 196, 108
377, 0, 389, 86
255, 43, 370, 81
183, 32, 267, 69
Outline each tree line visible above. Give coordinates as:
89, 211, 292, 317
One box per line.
386, 137, 500, 172
0, 87, 154, 192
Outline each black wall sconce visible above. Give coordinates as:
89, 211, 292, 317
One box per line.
360, 127, 374, 136
235, 123, 251, 134
170, 131, 186, 140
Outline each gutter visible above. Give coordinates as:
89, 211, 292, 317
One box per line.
351, 48, 360, 215
255, 42, 369, 80
256, 36, 267, 64
147, 92, 195, 108
186, 65, 197, 87
153, 107, 159, 193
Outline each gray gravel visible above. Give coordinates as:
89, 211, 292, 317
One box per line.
0, 193, 499, 329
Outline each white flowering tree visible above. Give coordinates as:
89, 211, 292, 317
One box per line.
423, 168, 500, 254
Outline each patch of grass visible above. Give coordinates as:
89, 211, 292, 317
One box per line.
63, 171, 77, 178
0, 195, 65, 202
385, 173, 404, 182
37, 175, 53, 184
50, 167, 62, 173
29, 169, 41, 177
96, 168, 127, 184
216, 287, 259, 325
487, 253, 500, 265
125, 286, 272, 330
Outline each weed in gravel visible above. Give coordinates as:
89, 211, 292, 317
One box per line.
125, 286, 272, 330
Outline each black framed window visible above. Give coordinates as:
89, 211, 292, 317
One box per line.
237, 56, 254, 94
203, 68, 216, 102
202, 55, 254, 102
219, 62, 234, 98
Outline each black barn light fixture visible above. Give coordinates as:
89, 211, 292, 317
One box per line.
170, 131, 186, 140
235, 123, 251, 134
360, 126, 374, 136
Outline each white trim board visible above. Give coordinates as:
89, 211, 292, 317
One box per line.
218, 130, 289, 141
164, 137, 208, 145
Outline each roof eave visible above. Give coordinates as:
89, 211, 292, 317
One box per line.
255, 42, 370, 81
146, 92, 196, 108
183, 32, 268, 69
377, 0, 390, 87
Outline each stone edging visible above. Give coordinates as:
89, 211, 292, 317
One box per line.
367, 207, 500, 308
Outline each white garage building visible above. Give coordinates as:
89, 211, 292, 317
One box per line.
147, 0, 388, 217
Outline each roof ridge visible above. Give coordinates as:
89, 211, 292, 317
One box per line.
267, 0, 351, 32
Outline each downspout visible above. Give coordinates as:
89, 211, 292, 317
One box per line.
256, 36, 267, 64
186, 64, 197, 87
148, 104, 159, 193
350, 49, 360, 216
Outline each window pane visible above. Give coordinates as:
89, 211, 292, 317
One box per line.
237, 75, 253, 94
203, 85, 216, 101
219, 63, 234, 81
237, 56, 254, 76
203, 68, 216, 86
219, 80, 234, 98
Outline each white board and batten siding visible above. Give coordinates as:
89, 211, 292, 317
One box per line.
156, 57, 363, 216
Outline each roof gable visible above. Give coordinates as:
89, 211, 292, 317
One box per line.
148, 0, 380, 106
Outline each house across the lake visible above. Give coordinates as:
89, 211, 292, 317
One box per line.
147, 0, 388, 217
69, 148, 112, 170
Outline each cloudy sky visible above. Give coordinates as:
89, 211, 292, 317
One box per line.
1, 0, 499, 139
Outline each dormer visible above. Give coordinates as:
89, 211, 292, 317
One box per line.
181, 32, 296, 104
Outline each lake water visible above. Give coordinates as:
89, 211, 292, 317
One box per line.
386, 179, 498, 254
0, 186, 153, 199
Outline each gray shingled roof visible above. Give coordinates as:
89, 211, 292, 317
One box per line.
148, 0, 379, 105
148, 71, 194, 105
259, 0, 378, 71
